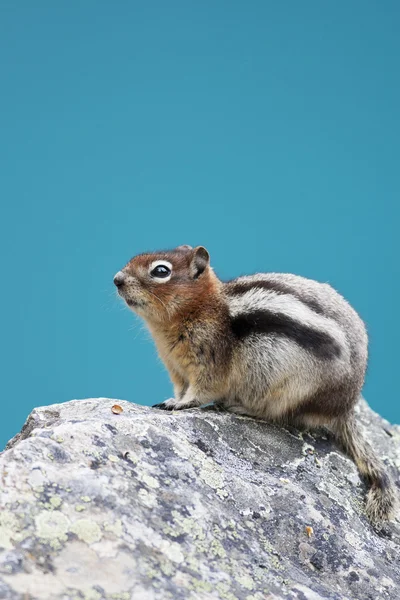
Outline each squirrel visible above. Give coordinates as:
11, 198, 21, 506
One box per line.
114, 244, 396, 523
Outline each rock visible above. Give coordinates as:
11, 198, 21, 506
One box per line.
0, 398, 400, 600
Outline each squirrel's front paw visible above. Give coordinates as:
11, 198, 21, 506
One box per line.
152, 398, 177, 411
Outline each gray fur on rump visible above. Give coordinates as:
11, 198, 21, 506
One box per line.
115, 249, 396, 523
224, 272, 366, 422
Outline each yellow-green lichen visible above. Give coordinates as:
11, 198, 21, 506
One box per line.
160, 559, 175, 577
104, 519, 123, 537
145, 567, 160, 580
215, 582, 238, 600
168, 512, 208, 554
142, 473, 160, 489
35, 510, 69, 544
71, 519, 102, 544
191, 578, 213, 594
138, 488, 157, 508
258, 536, 283, 571
49, 495, 62, 509
0, 511, 19, 550
199, 458, 227, 498
210, 538, 227, 558
236, 574, 255, 591
83, 589, 102, 600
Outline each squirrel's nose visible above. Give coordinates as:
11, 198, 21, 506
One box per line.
113, 271, 126, 287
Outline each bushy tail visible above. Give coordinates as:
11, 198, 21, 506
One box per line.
333, 415, 397, 523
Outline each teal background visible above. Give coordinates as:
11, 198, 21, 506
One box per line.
1, 2, 399, 450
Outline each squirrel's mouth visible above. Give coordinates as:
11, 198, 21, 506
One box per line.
125, 297, 147, 309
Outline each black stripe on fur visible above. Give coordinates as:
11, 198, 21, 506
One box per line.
230, 310, 341, 360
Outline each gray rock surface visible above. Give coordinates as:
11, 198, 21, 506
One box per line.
0, 398, 400, 600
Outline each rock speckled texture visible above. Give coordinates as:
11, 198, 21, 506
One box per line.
0, 398, 400, 599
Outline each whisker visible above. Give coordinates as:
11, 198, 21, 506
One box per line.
146, 289, 170, 319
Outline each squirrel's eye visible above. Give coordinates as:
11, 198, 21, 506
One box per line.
150, 265, 171, 278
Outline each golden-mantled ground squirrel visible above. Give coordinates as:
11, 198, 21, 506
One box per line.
114, 245, 396, 523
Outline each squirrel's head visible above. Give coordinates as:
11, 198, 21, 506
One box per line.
114, 245, 218, 322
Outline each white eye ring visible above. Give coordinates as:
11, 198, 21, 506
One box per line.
149, 260, 172, 283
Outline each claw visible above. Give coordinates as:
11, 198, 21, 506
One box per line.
152, 401, 176, 411
152, 399, 198, 411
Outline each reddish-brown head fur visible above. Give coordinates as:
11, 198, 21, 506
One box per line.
114, 246, 222, 323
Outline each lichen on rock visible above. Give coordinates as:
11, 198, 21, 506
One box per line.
0, 397, 399, 599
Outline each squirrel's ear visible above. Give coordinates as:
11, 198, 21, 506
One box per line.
191, 246, 210, 279
176, 245, 193, 251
